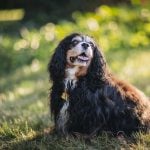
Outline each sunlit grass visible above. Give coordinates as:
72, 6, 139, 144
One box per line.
106, 49, 150, 95
0, 47, 150, 149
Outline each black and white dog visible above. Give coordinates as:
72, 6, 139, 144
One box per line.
48, 33, 150, 136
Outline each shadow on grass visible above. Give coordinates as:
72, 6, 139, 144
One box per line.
4, 129, 140, 150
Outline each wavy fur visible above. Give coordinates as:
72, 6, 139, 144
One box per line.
48, 33, 150, 136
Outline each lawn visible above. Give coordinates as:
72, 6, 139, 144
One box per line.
0, 5, 150, 149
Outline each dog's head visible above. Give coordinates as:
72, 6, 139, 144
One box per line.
66, 33, 94, 67
48, 33, 106, 81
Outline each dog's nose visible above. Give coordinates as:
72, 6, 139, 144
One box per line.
81, 43, 89, 49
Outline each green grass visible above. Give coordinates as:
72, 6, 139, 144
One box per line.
0, 48, 150, 149
0, 4, 150, 150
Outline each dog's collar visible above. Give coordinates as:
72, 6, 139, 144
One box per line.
61, 90, 68, 101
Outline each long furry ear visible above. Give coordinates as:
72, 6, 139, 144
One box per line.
48, 43, 66, 82
87, 45, 107, 81
48, 33, 80, 82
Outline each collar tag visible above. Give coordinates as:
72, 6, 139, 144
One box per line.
61, 90, 68, 101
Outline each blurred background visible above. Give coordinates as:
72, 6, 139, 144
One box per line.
0, 0, 150, 146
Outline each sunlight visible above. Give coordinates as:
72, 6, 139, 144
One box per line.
30, 38, 40, 50
141, 8, 150, 19
16, 87, 34, 97
40, 23, 56, 41
0, 9, 24, 21
87, 18, 99, 31
0, 93, 6, 103
30, 59, 40, 72
122, 51, 150, 79
14, 39, 29, 51
130, 31, 149, 47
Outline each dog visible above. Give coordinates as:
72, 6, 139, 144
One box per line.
48, 33, 150, 136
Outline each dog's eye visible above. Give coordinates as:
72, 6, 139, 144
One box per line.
72, 40, 79, 45
89, 42, 94, 47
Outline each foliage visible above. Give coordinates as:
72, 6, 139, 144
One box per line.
0, 5, 150, 74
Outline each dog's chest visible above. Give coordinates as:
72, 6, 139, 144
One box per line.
64, 67, 78, 89
57, 67, 78, 134
65, 66, 78, 80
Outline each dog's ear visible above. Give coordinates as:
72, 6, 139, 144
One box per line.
87, 45, 107, 81
48, 41, 66, 82
48, 33, 81, 82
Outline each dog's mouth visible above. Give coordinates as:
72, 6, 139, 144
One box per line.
70, 52, 89, 63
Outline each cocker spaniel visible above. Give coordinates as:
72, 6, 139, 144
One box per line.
48, 33, 150, 136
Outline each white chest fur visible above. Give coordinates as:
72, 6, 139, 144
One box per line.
65, 66, 78, 80
57, 67, 78, 134
56, 101, 69, 134
64, 66, 78, 90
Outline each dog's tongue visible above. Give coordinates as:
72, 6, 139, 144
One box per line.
78, 55, 89, 61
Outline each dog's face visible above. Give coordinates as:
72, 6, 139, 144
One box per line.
49, 33, 106, 81
66, 34, 95, 67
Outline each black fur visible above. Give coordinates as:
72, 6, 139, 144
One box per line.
48, 33, 150, 136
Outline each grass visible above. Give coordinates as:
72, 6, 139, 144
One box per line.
0, 48, 150, 149
0, 4, 150, 150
